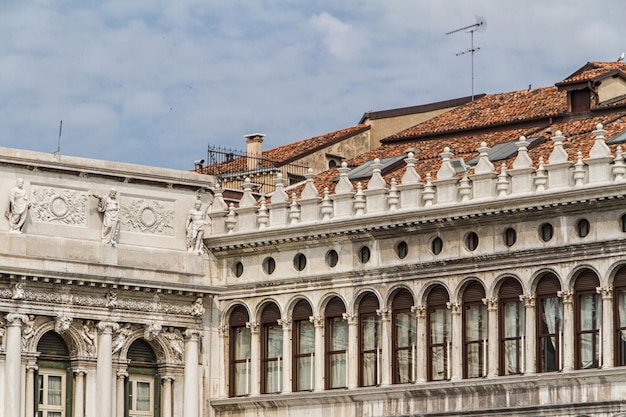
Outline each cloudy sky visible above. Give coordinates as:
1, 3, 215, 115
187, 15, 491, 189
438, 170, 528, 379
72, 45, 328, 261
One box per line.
1, 1, 624, 170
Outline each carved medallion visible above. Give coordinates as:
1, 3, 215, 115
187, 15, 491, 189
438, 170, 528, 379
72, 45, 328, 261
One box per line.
30, 187, 88, 225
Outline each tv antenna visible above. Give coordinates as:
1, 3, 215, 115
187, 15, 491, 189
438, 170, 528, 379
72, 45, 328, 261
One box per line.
446, 16, 487, 101
54, 120, 62, 157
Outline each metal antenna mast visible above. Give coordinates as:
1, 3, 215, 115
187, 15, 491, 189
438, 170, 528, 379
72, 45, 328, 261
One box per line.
54, 120, 63, 157
446, 16, 486, 101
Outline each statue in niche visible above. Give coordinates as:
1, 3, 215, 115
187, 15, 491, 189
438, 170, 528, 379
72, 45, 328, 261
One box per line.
21, 315, 35, 348
191, 296, 205, 317
91, 188, 120, 247
186, 197, 207, 254
81, 320, 96, 356
11, 282, 25, 300
163, 327, 184, 360
6, 178, 30, 233
112, 323, 133, 355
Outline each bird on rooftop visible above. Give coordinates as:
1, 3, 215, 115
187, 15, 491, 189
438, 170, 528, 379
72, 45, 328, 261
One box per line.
618, 52, 625, 63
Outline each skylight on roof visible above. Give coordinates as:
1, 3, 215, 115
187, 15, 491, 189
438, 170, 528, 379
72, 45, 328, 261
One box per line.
344, 155, 406, 181
465, 136, 545, 166
607, 130, 626, 144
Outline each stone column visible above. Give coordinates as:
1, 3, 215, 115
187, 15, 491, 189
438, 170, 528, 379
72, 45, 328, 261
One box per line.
25, 363, 39, 417
412, 306, 427, 383
343, 313, 358, 389
279, 319, 292, 393
484, 297, 499, 377
310, 316, 324, 391
97, 321, 119, 417
559, 291, 574, 371
4, 313, 28, 417
115, 371, 127, 417
183, 329, 201, 417
598, 287, 614, 368
520, 295, 536, 374
377, 309, 391, 386
74, 369, 87, 417
217, 325, 229, 398
447, 302, 462, 380
246, 322, 260, 395
161, 376, 174, 417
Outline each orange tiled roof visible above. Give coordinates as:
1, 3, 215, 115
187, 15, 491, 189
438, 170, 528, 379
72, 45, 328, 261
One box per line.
557, 61, 626, 85
201, 124, 369, 175
307, 113, 626, 195
383, 86, 567, 142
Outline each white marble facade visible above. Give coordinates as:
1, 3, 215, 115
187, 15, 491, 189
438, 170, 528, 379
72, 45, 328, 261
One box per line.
4, 124, 626, 417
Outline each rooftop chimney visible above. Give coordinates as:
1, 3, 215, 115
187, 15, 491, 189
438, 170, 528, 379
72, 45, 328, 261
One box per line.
245, 133, 265, 171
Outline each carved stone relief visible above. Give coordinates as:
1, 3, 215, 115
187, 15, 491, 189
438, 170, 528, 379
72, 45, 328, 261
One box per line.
120, 198, 174, 236
30, 186, 88, 226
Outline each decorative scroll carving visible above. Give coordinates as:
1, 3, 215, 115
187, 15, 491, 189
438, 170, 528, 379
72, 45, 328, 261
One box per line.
55, 315, 73, 334
144, 321, 163, 341
30, 187, 88, 225
121, 199, 174, 235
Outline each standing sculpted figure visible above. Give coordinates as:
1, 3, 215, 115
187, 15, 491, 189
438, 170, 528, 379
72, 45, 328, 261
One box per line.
6, 178, 30, 232
186, 198, 207, 254
92, 188, 120, 247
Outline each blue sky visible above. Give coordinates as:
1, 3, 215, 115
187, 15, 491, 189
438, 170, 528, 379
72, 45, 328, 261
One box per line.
0, 0, 624, 170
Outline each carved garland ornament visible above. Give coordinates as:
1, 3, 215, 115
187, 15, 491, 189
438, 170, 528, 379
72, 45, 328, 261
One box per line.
121, 199, 174, 235
30, 187, 88, 226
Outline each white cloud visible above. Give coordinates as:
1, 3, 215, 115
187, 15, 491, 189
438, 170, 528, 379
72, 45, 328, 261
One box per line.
310, 12, 364, 60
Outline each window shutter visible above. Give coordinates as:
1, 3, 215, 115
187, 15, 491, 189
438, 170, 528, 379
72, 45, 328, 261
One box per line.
261, 303, 281, 324
499, 278, 523, 300
427, 285, 449, 307
463, 281, 485, 303
293, 300, 313, 321
536, 274, 561, 296
574, 269, 599, 291
392, 289, 414, 310
325, 297, 346, 317
615, 265, 626, 288
358, 293, 379, 314
230, 305, 249, 326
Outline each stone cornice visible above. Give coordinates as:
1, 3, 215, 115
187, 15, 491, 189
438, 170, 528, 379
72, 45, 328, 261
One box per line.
206, 184, 626, 254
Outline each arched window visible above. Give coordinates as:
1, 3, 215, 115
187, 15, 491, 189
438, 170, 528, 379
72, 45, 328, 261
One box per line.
392, 289, 416, 384
359, 293, 381, 387
292, 300, 314, 391
463, 281, 487, 378
498, 278, 524, 375
229, 305, 251, 397
427, 285, 451, 381
36, 331, 72, 417
614, 266, 626, 366
536, 274, 562, 373
574, 269, 601, 369
127, 339, 160, 417
325, 297, 347, 389
260, 303, 282, 394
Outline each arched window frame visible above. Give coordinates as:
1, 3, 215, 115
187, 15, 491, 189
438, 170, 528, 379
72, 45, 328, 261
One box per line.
614, 266, 626, 366
260, 303, 282, 394
574, 269, 601, 369
324, 297, 347, 389
229, 305, 251, 397
498, 278, 525, 375
536, 274, 563, 373
391, 289, 416, 384
292, 300, 314, 392
358, 293, 381, 387
426, 285, 451, 381
462, 281, 487, 378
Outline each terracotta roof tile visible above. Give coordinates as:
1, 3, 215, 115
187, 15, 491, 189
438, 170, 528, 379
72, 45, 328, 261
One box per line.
558, 61, 626, 85
384, 86, 566, 142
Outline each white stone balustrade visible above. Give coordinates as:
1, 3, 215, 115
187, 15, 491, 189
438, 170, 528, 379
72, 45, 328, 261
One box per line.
208, 124, 624, 235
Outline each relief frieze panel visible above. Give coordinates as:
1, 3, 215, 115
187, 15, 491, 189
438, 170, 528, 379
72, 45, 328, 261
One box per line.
30, 186, 89, 226
120, 198, 174, 236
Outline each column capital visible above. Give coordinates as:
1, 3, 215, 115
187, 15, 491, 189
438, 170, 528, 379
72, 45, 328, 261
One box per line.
597, 286, 613, 299
5, 313, 29, 326
218, 324, 229, 338
98, 321, 119, 334
411, 305, 426, 318
557, 290, 573, 304
482, 297, 498, 310
446, 301, 461, 314
342, 312, 358, 325
26, 363, 39, 372
73, 369, 88, 377
246, 321, 260, 333
376, 308, 390, 321
519, 294, 535, 307
184, 328, 201, 341
309, 315, 324, 328
116, 370, 129, 379
278, 318, 291, 330
161, 375, 176, 383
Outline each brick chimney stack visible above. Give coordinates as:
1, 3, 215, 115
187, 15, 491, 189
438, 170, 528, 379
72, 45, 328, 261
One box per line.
245, 133, 265, 171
